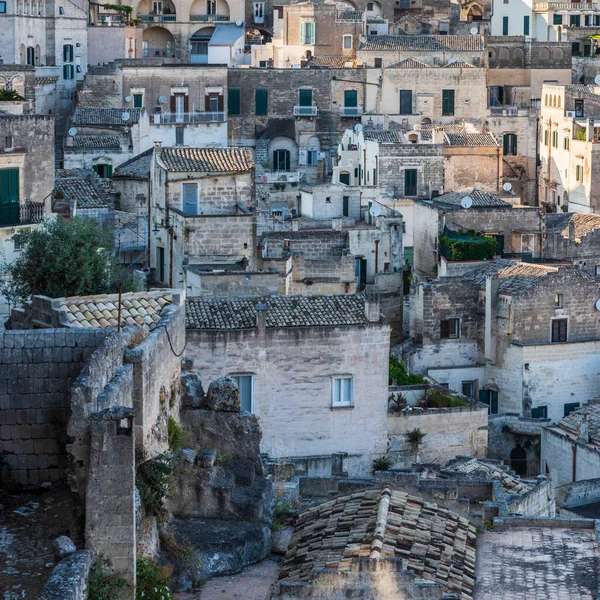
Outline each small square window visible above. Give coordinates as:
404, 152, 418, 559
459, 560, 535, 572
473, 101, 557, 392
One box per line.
374, 57, 382, 68
5, 136, 13, 150
441, 318, 460, 339
0, 2, 6, 13
59, 6, 64, 13
332, 376, 354, 408
554, 293, 563, 308
325, 196, 331, 203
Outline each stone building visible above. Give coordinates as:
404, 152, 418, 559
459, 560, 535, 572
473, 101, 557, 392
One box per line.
412, 189, 543, 277
409, 258, 600, 424
185, 291, 390, 477
538, 83, 600, 213
149, 143, 256, 288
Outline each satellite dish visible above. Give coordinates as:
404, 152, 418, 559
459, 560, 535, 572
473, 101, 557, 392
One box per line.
470, 27, 478, 35
369, 203, 381, 217
158, 96, 167, 104
354, 123, 363, 132
503, 182, 512, 192
121, 112, 130, 121
124, 95, 132, 103
68, 127, 78, 136
235, 19, 243, 26
460, 195, 473, 209
595, 299, 600, 311
448, 58, 457, 64
595, 75, 600, 85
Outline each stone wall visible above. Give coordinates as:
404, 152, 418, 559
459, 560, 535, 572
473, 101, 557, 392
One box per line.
261, 230, 349, 260
387, 405, 488, 466
0, 329, 109, 487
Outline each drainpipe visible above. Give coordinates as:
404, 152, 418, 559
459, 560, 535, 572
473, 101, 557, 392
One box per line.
374, 239, 379, 274
497, 146, 501, 192
147, 171, 151, 269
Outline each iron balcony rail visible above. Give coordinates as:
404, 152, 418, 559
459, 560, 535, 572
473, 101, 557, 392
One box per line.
0, 201, 46, 227
293, 105, 318, 117
153, 112, 226, 124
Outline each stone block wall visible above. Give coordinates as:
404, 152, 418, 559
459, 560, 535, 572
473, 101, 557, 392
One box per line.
0, 329, 109, 487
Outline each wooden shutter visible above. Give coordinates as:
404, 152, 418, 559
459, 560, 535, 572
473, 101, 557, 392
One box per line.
170, 95, 176, 112
106, 165, 113, 178
255, 89, 268, 115
442, 90, 455, 116
523, 15, 530, 35
228, 88, 240, 115
299, 89, 312, 106
205, 95, 211, 111
310, 22, 315, 44
184, 95, 189, 112
502, 16, 508, 35
440, 319, 449, 339
344, 89, 357, 108
218, 94, 224, 111
0, 169, 19, 203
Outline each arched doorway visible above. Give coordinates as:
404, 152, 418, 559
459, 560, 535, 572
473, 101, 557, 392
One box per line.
467, 5, 483, 20
190, 26, 215, 64
510, 443, 527, 476
142, 26, 175, 57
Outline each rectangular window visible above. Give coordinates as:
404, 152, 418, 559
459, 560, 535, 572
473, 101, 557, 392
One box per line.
523, 15, 530, 35
564, 402, 580, 417
63, 44, 73, 63
553, 14, 563, 25
503, 133, 517, 156
595, 265, 600, 278
563, 137, 570, 150
259, 60, 266, 67
575, 99, 584, 117
0, 2, 6, 12
343, 196, 349, 217
63, 64, 74, 79
554, 293, 563, 308
552, 130, 558, 148
301, 21, 315, 45
175, 126, 184, 146
400, 90, 412, 115
531, 406, 548, 419
543, 130, 549, 146
5, 136, 13, 150
230, 374, 254, 413
273, 149, 290, 171
479, 389, 498, 414
344, 89, 357, 108
255, 88, 268, 115
374, 57, 382, 68
570, 14, 581, 27
502, 16, 509, 35
307, 150, 318, 166
133, 93, 143, 108
343, 35, 352, 49
440, 318, 460, 339
298, 88, 312, 107
404, 168, 417, 196
576, 165, 584, 182
442, 89, 455, 116
228, 88, 241, 115
182, 182, 198, 214
461, 381, 475, 399
551, 318, 567, 342
331, 376, 354, 408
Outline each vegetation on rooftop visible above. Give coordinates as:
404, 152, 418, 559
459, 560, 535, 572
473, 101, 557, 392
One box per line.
0, 89, 25, 102
88, 555, 130, 600
136, 452, 175, 524
389, 355, 425, 386
439, 231, 498, 262
135, 557, 172, 600
372, 455, 392, 474
0, 217, 135, 305
406, 428, 426, 453
422, 388, 470, 409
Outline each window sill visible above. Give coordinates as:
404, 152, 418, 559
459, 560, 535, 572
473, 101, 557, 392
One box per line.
331, 404, 354, 411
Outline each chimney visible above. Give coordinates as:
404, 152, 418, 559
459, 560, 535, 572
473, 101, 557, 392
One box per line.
587, 118, 595, 142
577, 414, 590, 444
255, 302, 267, 335
364, 285, 381, 323
485, 274, 499, 363
332, 217, 344, 231
153, 140, 163, 152
432, 128, 445, 145
569, 219, 576, 242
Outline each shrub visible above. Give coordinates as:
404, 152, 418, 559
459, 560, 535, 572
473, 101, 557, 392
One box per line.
136, 452, 174, 523
136, 557, 172, 600
372, 455, 392, 474
88, 556, 130, 600
389, 356, 424, 386
388, 392, 407, 414
0, 89, 25, 102
425, 388, 469, 408
167, 416, 185, 452
406, 428, 426, 453
439, 232, 498, 262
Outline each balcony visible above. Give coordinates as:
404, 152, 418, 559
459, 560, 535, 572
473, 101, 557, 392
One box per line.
340, 106, 363, 117
293, 105, 318, 117
262, 171, 302, 183
190, 14, 230, 21
533, 1, 597, 10
0, 201, 46, 227
153, 112, 226, 124
139, 13, 177, 22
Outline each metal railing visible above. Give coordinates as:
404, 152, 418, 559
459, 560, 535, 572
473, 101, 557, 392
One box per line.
190, 13, 230, 21
153, 111, 225, 124
293, 105, 318, 117
340, 106, 363, 117
139, 13, 176, 21
0, 201, 46, 227
142, 47, 175, 58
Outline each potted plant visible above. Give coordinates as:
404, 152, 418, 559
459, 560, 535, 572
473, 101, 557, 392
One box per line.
54, 189, 65, 199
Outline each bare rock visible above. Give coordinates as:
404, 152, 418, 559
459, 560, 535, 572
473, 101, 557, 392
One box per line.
53, 536, 76, 561
196, 449, 217, 468
271, 526, 294, 555
202, 376, 240, 413
181, 371, 205, 409
39, 550, 92, 600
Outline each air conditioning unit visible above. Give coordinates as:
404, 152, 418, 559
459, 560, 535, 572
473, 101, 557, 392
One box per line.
566, 111, 575, 118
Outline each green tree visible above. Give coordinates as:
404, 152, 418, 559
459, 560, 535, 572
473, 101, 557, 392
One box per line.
1, 217, 134, 302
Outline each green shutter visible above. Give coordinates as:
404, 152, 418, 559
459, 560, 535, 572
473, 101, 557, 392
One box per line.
299, 89, 312, 107
310, 22, 315, 44
442, 90, 455, 116
255, 89, 268, 115
228, 88, 241, 115
0, 169, 19, 203
344, 89, 357, 107
502, 16, 509, 35
523, 15, 530, 35
553, 14, 562, 24
93, 165, 99, 174
503, 135, 509, 155
106, 165, 113, 178
343, 196, 349, 217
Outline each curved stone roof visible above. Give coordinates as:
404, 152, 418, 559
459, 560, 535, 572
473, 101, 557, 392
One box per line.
279, 487, 477, 599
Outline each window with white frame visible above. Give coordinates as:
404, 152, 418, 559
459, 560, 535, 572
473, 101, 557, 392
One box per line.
331, 375, 354, 408
343, 35, 352, 49
230, 373, 254, 413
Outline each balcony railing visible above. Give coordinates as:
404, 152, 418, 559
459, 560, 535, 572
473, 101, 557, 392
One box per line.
153, 112, 226, 124
139, 14, 177, 21
293, 105, 318, 117
190, 14, 230, 21
534, 2, 597, 10
262, 171, 302, 183
340, 106, 363, 117
0, 201, 46, 227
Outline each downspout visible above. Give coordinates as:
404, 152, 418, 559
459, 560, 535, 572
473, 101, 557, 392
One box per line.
147, 171, 151, 269
374, 239, 379, 274
497, 146, 501, 192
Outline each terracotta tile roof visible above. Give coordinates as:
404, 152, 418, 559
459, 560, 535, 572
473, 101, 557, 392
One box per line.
433, 188, 511, 208
113, 148, 153, 179
58, 290, 172, 330
388, 57, 431, 68
35, 76, 59, 85
54, 171, 111, 209
419, 124, 467, 141
71, 135, 121, 149
280, 487, 477, 599
558, 400, 600, 443
546, 212, 600, 243
363, 130, 404, 143
444, 60, 476, 68
338, 10, 363, 20
158, 146, 254, 173
186, 295, 369, 330
73, 107, 145, 126
444, 458, 534, 495
445, 133, 498, 147
307, 55, 356, 68
358, 35, 484, 52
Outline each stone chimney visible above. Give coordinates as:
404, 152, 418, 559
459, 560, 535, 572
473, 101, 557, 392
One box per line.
485, 274, 499, 363
153, 140, 163, 153
432, 128, 445, 145
255, 302, 267, 335
364, 285, 381, 323
587, 118, 595, 142
577, 414, 590, 444
569, 219, 576, 242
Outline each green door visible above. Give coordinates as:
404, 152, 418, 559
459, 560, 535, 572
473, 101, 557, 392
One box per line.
404, 169, 417, 196
442, 89, 455, 116
299, 89, 312, 106
502, 16, 509, 35
344, 89, 357, 107
343, 195, 349, 217
158, 247, 165, 283
0, 168, 19, 225
255, 89, 268, 115
339, 172, 350, 185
